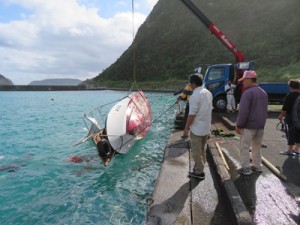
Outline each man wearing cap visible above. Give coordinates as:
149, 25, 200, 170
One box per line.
183, 74, 213, 180
236, 70, 268, 175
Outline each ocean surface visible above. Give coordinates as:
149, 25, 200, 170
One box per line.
0, 90, 177, 225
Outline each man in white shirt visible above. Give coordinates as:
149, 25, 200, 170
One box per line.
183, 74, 213, 180
225, 80, 236, 112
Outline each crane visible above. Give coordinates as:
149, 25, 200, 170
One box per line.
180, 0, 249, 80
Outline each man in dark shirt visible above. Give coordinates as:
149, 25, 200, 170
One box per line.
236, 70, 268, 175
278, 79, 300, 155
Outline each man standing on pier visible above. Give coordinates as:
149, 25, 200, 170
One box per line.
225, 79, 237, 112
236, 70, 268, 175
183, 74, 213, 180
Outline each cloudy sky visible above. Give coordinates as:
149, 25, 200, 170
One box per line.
0, 0, 158, 85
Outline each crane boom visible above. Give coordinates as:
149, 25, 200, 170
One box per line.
180, 0, 245, 63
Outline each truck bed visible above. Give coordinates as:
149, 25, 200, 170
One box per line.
259, 82, 289, 104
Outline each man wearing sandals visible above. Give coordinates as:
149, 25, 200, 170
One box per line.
183, 74, 213, 180
278, 79, 300, 156
236, 71, 268, 175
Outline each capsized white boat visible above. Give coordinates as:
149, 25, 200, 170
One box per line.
73, 91, 152, 165
106, 91, 152, 154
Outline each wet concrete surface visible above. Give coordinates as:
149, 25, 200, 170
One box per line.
212, 111, 300, 225
145, 110, 299, 225
145, 130, 236, 225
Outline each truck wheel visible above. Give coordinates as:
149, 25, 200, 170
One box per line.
213, 96, 227, 111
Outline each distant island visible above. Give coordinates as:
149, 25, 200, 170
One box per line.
0, 76, 88, 91
0, 74, 14, 85
29, 78, 82, 86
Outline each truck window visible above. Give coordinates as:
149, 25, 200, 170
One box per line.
206, 67, 225, 81
207, 81, 225, 92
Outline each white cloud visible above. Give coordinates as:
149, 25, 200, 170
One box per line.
145, 0, 158, 8
0, 21, 39, 47
0, 0, 157, 84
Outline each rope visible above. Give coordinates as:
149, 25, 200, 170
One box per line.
151, 102, 177, 126
131, 0, 137, 89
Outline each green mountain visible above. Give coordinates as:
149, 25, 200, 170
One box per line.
88, 0, 300, 89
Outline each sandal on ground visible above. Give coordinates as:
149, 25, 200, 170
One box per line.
280, 151, 296, 156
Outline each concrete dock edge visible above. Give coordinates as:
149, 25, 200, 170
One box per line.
145, 131, 191, 225
145, 127, 254, 225
208, 140, 254, 225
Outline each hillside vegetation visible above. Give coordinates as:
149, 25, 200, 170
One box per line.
86, 0, 300, 90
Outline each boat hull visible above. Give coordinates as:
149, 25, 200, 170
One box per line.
106, 91, 152, 154
73, 91, 152, 165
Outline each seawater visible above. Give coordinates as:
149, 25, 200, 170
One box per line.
0, 90, 176, 225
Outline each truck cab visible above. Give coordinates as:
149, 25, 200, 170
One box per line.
204, 64, 236, 110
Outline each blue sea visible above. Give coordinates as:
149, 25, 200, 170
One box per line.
0, 90, 176, 225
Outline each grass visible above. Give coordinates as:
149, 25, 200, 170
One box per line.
256, 62, 300, 82
89, 61, 300, 90
268, 104, 282, 111
91, 79, 188, 92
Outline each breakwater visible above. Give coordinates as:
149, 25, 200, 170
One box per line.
0, 85, 93, 91
0, 85, 174, 92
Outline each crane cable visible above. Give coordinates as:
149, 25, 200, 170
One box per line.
130, 0, 137, 91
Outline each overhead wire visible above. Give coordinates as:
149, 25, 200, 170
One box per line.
130, 0, 137, 91
78, 1, 172, 155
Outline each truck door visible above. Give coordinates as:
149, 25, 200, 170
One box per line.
205, 66, 226, 94
204, 65, 228, 110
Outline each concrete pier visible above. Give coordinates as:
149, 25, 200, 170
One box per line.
144, 111, 300, 225
145, 129, 251, 225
